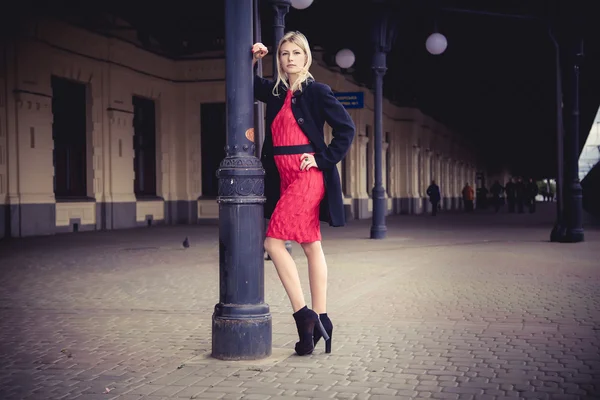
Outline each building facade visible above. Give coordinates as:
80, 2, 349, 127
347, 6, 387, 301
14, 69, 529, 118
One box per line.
0, 18, 481, 238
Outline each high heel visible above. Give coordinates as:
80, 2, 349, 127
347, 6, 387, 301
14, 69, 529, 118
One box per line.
313, 313, 333, 354
292, 306, 319, 356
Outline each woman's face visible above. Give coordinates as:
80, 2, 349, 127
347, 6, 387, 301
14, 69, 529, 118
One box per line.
279, 41, 306, 76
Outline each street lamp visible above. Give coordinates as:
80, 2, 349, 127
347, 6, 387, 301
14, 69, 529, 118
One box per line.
426, 32, 448, 55
335, 48, 356, 69
290, 0, 313, 9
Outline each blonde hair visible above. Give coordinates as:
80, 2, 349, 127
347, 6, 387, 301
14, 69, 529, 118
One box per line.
272, 31, 314, 97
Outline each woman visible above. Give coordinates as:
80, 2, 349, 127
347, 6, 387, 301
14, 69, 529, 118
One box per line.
252, 31, 355, 356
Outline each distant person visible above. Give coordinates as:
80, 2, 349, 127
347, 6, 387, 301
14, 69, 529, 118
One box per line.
426, 179, 441, 216
505, 178, 516, 213
526, 178, 539, 213
490, 180, 504, 213
515, 177, 526, 213
462, 183, 475, 212
477, 185, 489, 210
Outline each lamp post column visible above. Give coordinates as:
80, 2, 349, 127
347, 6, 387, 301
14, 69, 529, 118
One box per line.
271, 0, 291, 67
370, 12, 396, 239
549, 29, 566, 242
370, 60, 387, 239
253, 0, 266, 159
269, 0, 293, 254
561, 34, 585, 243
212, 0, 271, 361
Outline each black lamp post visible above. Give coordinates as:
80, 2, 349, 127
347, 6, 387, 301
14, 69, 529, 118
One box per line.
270, 0, 290, 69
212, 0, 271, 361
549, 28, 566, 242
370, 11, 397, 239
270, 0, 313, 58
549, 5, 585, 243
269, 0, 292, 255
254, 0, 266, 159
561, 33, 585, 243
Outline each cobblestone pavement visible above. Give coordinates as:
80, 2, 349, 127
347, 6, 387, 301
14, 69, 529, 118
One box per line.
0, 204, 599, 400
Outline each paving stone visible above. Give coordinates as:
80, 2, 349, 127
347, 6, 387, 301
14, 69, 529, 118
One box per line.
172, 385, 207, 398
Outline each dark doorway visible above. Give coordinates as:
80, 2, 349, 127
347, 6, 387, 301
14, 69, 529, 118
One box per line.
51, 76, 88, 199
133, 96, 157, 197
200, 103, 226, 197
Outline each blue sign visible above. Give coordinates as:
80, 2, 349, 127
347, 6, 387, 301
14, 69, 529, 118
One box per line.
334, 92, 364, 109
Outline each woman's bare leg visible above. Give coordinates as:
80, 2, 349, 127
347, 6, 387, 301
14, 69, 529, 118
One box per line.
264, 237, 306, 312
301, 241, 328, 314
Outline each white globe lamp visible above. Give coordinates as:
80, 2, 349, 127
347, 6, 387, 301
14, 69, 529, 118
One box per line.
426, 32, 448, 55
290, 0, 313, 9
335, 48, 355, 69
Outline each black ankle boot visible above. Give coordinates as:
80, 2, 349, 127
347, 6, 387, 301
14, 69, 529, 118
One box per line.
293, 306, 318, 356
313, 313, 333, 354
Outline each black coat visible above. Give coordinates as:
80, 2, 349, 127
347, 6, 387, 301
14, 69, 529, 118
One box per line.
254, 74, 356, 227
426, 184, 441, 203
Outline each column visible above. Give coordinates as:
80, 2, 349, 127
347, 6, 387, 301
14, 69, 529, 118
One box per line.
457, 162, 464, 209
370, 51, 388, 239
397, 133, 411, 214
561, 33, 584, 242
450, 160, 457, 209
106, 108, 136, 229
382, 140, 389, 198
0, 60, 7, 238
12, 90, 55, 236
355, 133, 369, 219
212, 0, 271, 360
443, 157, 451, 210
423, 149, 432, 213
410, 145, 421, 214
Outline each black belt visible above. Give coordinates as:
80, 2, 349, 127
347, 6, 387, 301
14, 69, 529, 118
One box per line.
272, 144, 315, 155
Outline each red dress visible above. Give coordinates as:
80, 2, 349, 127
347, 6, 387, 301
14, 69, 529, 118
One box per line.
266, 90, 325, 243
